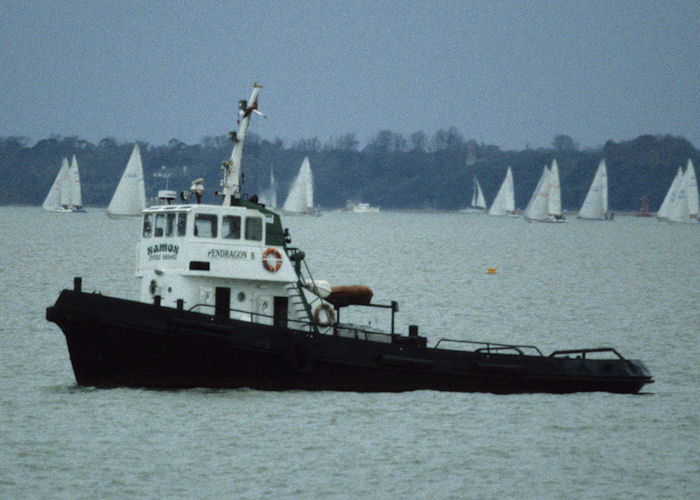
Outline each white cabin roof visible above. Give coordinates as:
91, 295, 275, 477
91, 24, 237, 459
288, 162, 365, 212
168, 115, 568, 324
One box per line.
136, 201, 294, 283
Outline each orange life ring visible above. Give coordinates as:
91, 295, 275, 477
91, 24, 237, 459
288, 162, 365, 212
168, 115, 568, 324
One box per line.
262, 248, 283, 272
314, 303, 335, 326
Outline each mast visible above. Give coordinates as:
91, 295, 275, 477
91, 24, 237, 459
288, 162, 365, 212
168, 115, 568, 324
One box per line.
221, 83, 263, 205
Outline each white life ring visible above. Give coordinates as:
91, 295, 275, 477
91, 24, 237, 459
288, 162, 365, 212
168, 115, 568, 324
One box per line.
262, 248, 283, 272
314, 303, 335, 327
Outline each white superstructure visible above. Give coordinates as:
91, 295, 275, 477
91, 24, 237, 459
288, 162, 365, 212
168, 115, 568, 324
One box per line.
136, 204, 318, 327
134, 85, 342, 338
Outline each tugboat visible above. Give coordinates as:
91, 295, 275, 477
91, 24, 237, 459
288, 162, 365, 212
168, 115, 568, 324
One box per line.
46, 85, 653, 394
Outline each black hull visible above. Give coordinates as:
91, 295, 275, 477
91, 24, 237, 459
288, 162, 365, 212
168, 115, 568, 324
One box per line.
46, 290, 653, 394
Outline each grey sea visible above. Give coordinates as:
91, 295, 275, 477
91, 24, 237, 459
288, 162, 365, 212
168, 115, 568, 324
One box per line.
1, 206, 698, 499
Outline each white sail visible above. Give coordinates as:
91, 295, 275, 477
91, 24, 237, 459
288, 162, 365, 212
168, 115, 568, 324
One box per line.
488, 167, 515, 216
259, 168, 277, 208
578, 160, 608, 220
107, 144, 146, 217
43, 158, 69, 210
59, 159, 72, 208
524, 166, 550, 221
668, 161, 699, 223
657, 167, 683, 220
471, 178, 486, 209
69, 155, 83, 209
684, 159, 698, 218
547, 159, 562, 216
283, 157, 314, 212
668, 178, 690, 223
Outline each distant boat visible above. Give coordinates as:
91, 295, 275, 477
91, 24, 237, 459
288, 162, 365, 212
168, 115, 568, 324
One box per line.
43, 158, 69, 212
578, 160, 611, 220
259, 167, 277, 209
352, 202, 380, 213
488, 167, 516, 216
656, 167, 683, 220
282, 157, 318, 215
43, 156, 84, 212
547, 159, 565, 222
524, 160, 565, 223
666, 159, 698, 224
636, 196, 652, 217
682, 159, 699, 221
107, 144, 146, 218
68, 155, 85, 212
461, 176, 486, 213
524, 165, 550, 222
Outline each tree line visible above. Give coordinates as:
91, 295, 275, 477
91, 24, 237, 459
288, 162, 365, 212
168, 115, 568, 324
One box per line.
0, 130, 696, 212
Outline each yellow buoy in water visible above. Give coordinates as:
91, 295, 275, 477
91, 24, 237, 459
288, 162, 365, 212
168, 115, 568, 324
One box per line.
486, 267, 497, 274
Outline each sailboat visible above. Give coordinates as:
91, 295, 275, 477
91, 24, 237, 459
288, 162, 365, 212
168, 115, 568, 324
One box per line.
488, 167, 516, 216
683, 159, 699, 222
524, 166, 550, 222
636, 196, 652, 217
107, 144, 146, 218
68, 155, 85, 212
42, 157, 85, 212
547, 159, 565, 222
259, 167, 277, 209
657, 167, 683, 220
667, 159, 699, 224
577, 160, 610, 220
461, 177, 487, 213
524, 160, 565, 223
43, 158, 70, 212
282, 156, 318, 214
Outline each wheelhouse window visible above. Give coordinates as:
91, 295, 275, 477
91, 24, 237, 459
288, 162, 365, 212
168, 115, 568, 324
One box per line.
245, 217, 263, 241
154, 214, 165, 237
165, 213, 176, 237
222, 215, 241, 239
142, 214, 153, 238
194, 213, 217, 238
177, 213, 187, 236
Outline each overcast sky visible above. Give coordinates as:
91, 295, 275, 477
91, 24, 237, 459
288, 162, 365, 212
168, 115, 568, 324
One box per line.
1, 0, 698, 150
